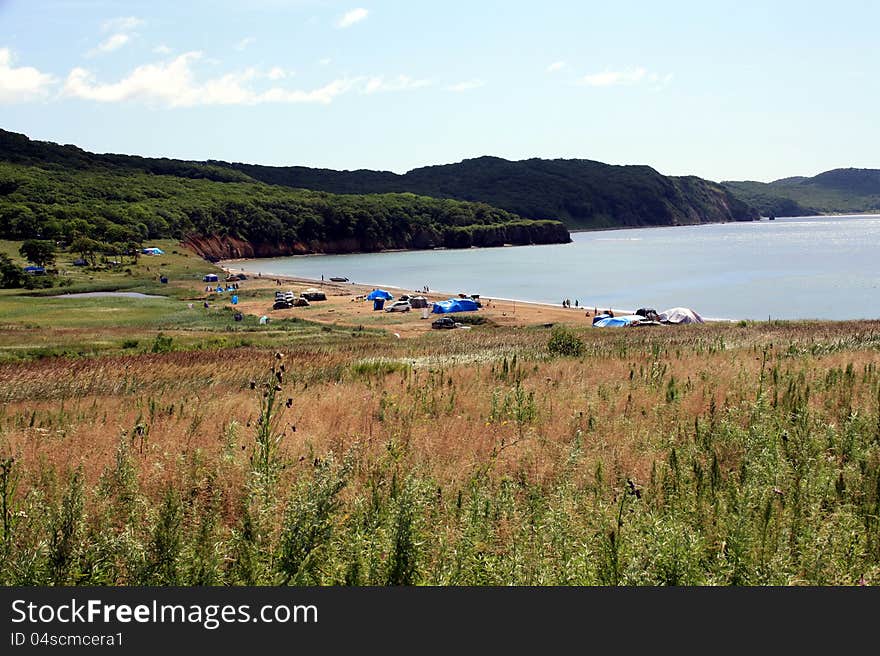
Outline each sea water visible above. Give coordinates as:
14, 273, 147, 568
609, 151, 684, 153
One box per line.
237, 215, 880, 320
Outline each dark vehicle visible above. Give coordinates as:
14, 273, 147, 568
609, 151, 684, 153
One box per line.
431, 316, 458, 329
273, 300, 293, 310
329, 276, 349, 282
301, 291, 327, 301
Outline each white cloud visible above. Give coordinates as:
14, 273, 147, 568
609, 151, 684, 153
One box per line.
235, 37, 256, 51
62, 51, 360, 107
267, 66, 287, 80
258, 78, 358, 104
446, 79, 484, 92
578, 67, 647, 87
364, 75, 430, 94
336, 8, 368, 28
153, 44, 172, 55
546, 61, 566, 73
88, 33, 130, 57
0, 47, 56, 103
102, 16, 143, 33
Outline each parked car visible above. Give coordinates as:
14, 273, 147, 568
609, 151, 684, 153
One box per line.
385, 300, 412, 313
273, 300, 293, 310
301, 291, 327, 301
431, 316, 458, 329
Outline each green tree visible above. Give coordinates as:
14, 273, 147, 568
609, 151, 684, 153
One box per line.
19, 239, 56, 268
0, 254, 23, 288
70, 237, 100, 267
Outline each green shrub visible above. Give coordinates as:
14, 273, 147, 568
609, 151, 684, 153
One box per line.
150, 333, 174, 353
548, 325, 584, 357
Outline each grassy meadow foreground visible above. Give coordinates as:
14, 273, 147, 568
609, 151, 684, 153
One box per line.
1, 243, 879, 585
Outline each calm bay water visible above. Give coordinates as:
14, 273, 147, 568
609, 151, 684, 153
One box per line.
238, 215, 880, 320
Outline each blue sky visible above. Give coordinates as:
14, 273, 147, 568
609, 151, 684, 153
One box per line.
0, 0, 877, 181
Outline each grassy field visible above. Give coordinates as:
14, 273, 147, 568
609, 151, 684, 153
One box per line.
1, 242, 879, 585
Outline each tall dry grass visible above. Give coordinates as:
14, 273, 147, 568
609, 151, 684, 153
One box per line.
1, 321, 879, 584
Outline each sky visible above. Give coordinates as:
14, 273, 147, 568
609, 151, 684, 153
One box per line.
0, 0, 878, 182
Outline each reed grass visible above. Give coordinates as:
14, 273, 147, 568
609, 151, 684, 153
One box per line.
1, 320, 879, 585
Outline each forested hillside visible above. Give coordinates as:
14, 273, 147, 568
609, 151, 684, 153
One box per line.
0, 130, 570, 257
723, 168, 880, 217
224, 156, 759, 229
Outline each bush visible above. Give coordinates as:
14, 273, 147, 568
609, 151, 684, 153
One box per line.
150, 333, 174, 353
547, 325, 584, 357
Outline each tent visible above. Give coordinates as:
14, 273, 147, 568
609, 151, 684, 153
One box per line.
432, 298, 480, 314
203, 274, 219, 282
593, 315, 644, 327
142, 247, 165, 255
658, 307, 704, 324
366, 289, 393, 301
409, 296, 429, 309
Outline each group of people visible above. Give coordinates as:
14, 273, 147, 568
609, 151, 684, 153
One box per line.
204, 282, 241, 293
561, 298, 579, 308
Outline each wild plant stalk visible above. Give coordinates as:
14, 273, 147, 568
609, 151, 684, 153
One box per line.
0, 457, 17, 553
250, 352, 291, 501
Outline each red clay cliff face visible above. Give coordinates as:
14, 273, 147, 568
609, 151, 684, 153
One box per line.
183, 235, 370, 261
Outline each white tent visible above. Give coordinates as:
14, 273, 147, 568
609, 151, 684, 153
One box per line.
658, 307, 704, 324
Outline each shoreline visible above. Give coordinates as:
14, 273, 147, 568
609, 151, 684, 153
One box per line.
221, 259, 656, 319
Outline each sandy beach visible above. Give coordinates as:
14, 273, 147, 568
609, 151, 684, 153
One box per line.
218, 259, 633, 337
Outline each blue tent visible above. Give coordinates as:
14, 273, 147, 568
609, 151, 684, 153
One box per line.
204, 274, 219, 282
432, 298, 479, 314
593, 315, 643, 327
366, 289, 393, 301
142, 247, 165, 255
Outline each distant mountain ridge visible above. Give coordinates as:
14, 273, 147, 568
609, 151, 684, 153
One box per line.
723, 168, 880, 217
218, 155, 759, 229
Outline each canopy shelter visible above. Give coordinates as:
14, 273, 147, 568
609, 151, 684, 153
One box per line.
592, 314, 644, 327
366, 289, 394, 301
658, 307, 704, 324
431, 298, 480, 314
